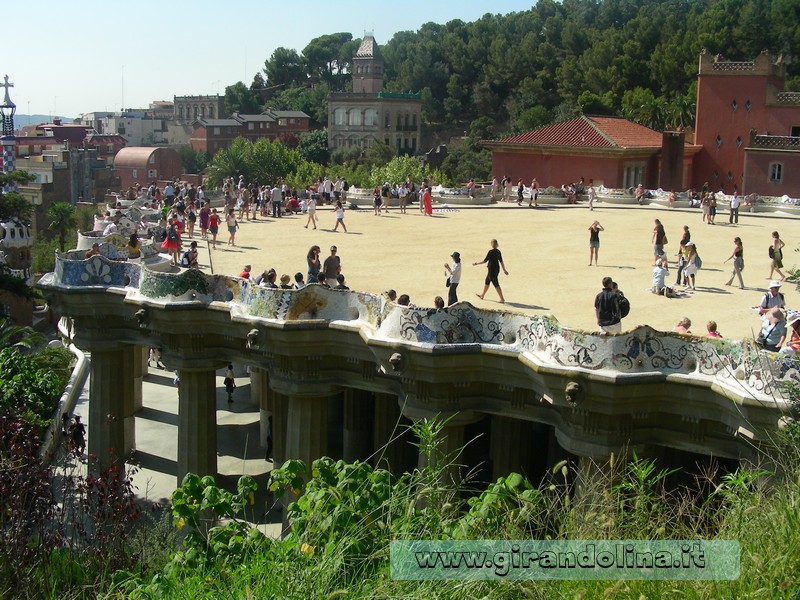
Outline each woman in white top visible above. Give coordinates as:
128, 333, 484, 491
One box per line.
444, 251, 462, 306
304, 196, 317, 229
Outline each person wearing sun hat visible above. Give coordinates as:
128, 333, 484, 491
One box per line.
780, 313, 800, 354
759, 280, 785, 315
444, 251, 461, 306
758, 306, 787, 351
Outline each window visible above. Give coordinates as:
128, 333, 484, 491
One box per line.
745, 100, 752, 112
348, 111, 361, 126
769, 163, 783, 183
623, 163, 645, 189
715, 135, 722, 148
364, 109, 377, 126
736, 136, 742, 148
248, 123, 254, 130
149, 155, 155, 164
118, 126, 126, 134
791, 126, 800, 137
278, 118, 287, 126
731, 100, 737, 112
334, 108, 346, 125
384, 113, 390, 128
213, 127, 220, 135
132, 169, 138, 178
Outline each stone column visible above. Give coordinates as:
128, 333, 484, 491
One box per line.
120, 345, 138, 455
133, 345, 145, 412
373, 392, 405, 473
88, 346, 127, 472
176, 367, 218, 482
326, 392, 344, 459
250, 367, 270, 449
285, 395, 328, 471
573, 455, 613, 532
343, 388, 375, 463
418, 422, 465, 487
491, 415, 534, 481
271, 392, 288, 469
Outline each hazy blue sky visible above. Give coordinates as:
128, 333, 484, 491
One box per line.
4, 0, 535, 119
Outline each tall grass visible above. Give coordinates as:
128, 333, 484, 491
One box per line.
103, 417, 800, 599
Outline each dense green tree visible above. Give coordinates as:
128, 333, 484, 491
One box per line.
264, 47, 308, 87
270, 83, 329, 127
224, 82, 261, 115
296, 129, 330, 165
204, 138, 253, 188
176, 145, 209, 175
303, 33, 354, 88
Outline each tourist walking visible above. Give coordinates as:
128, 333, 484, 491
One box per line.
373, 186, 382, 215
474, 239, 508, 303
209, 209, 220, 249
444, 251, 461, 306
530, 178, 539, 207
588, 220, 603, 266
333, 200, 348, 232
729, 191, 741, 224
587, 179, 596, 211
199, 202, 210, 239
652, 219, 667, 265
516, 180, 524, 205
768, 231, 786, 281
595, 276, 621, 333
226, 209, 238, 246
683, 242, 701, 289
304, 196, 317, 229
323, 246, 341, 281
307, 245, 321, 283
422, 185, 433, 216
224, 364, 236, 403
724, 237, 745, 289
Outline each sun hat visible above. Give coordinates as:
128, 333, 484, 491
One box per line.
769, 280, 782, 288
788, 313, 800, 327
767, 307, 786, 323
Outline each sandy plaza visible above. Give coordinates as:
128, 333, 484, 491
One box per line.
191, 199, 799, 342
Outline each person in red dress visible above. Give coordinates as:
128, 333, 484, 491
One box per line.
422, 185, 433, 216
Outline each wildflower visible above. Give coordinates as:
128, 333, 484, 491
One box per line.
175, 517, 185, 531
300, 543, 315, 558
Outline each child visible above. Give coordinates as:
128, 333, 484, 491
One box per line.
706, 321, 723, 338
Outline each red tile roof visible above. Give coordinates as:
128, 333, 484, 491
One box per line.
494, 115, 663, 148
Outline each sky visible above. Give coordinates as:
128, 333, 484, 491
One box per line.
3, 0, 535, 121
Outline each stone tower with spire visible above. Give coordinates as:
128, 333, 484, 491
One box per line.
352, 34, 384, 94
327, 34, 422, 156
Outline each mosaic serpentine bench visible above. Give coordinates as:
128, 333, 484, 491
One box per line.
44, 253, 797, 405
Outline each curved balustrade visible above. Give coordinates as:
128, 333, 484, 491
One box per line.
45, 255, 797, 403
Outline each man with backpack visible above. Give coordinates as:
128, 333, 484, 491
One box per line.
595, 276, 628, 334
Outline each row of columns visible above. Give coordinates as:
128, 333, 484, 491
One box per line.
87, 346, 569, 486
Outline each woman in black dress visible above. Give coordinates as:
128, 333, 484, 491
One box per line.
474, 239, 509, 303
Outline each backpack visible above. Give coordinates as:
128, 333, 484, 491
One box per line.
769, 246, 775, 258
167, 227, 178, 243
618, 293, 631, 319
343, 181, 349, 191
695, 253, 703, 269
